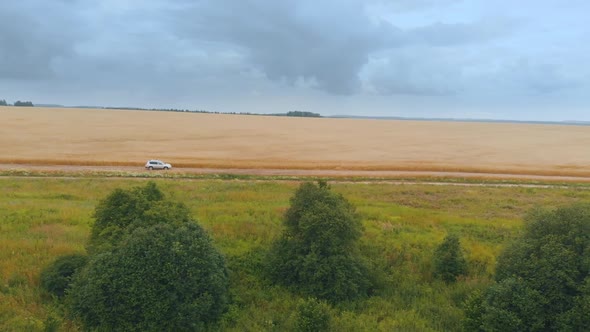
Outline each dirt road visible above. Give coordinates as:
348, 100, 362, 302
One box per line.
2, 163, 590, 183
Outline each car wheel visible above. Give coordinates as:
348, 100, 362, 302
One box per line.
164, 166, 169, 170
148, 166, 153, 170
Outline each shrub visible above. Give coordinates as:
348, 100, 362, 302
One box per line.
40, 254, 88, 298
268, 181, 371, 302
294, 298, 332, 332
464, 204, 590, 330
88, 182, 190, 253
463, 278, 545, 331
433, 234, 467, 283
68, 223, 229, 331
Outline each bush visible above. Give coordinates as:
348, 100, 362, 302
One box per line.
433, 234, 467, 283
465, 204, 590, 330
294, 298, 331, 332
88, 182, 190, 253
463, 278, 545, 331
40, 254, 88, 298
268, 181, 371, 302
69, 223, 229, 331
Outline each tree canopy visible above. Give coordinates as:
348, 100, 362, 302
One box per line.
40, 254, 88, 298
267, 181, 371, 302
464, 203, 590, 331
88, 182, 190, 253
65, 182, 229, 331
433, 234, 467, 283
69, 223, 229, 331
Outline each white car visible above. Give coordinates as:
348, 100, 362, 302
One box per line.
145, 160, 172, 170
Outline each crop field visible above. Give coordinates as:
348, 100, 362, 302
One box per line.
2, 177, 590, 331
1, 107, 590, 176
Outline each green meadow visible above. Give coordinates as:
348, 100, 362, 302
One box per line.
1, 177, 589, 331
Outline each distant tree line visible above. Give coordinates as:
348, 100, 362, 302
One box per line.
102, 106, 322, 118
14, 101, 34, 106
0, 99, 34, 106
0, 99, 322, 117
283, 111, 321, 117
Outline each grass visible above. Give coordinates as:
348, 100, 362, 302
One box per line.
1, 177, 589, 331
2, 107, 590, 177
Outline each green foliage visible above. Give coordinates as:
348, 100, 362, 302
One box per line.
294, 298, 332, 332
8, 178, 589, 331
40, 254, 88, 298
69, 222, 229, 331
463, 278, 545, 331
465, 203, 590, 331
433, 234, 467, 283
89, 181, 190, 253
13, 100, 33, 106
268, 181, 371, 302
0, 99, 7, 106
555, 277, 590, 331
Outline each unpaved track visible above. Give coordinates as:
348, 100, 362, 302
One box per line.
2, 164, 590, 184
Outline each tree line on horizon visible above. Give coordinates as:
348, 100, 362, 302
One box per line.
0, 99, 321, 117
0, 99, 34, 106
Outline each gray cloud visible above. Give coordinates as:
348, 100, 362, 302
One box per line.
0, 1, 84, 80
361, 47, 462, 96
172, 0, 398, 94
171, 1, 517, 95
0, 0, 518, 96
0, 0, 588, 120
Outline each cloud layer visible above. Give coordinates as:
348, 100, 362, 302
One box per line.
0, 0, 588, 120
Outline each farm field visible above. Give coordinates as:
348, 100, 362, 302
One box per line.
2, 177, 590, 331
1, 107, 590, 177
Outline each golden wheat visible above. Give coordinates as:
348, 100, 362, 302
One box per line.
1, 106, 589, 176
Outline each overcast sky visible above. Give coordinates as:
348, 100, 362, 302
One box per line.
1, 0, 589, 120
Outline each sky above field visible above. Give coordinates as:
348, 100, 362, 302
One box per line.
1, 0, 589, 121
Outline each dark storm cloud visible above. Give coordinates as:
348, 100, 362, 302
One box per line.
172, 0, 400, 94
0, 0, 588, 120
0, 0, 515, 95
0, 1, 82, 79
171, 1, 517, 95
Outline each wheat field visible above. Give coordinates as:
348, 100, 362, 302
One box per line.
1, 106, 589, 176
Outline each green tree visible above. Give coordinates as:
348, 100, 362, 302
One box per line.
40, 254, 88, 298
0, 99, 7, 106
463, 278, 546, 331
464, 204, 590, 331
69, 223, 229, 331
294, 297, 332, 332
433, 234, 467, 283
268, 181, 371, 302
88, 182, 190, 253
14, 100, 33, 106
